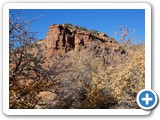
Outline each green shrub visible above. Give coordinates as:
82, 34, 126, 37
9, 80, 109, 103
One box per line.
64, 23, 73, 29
79, 27, 88, 31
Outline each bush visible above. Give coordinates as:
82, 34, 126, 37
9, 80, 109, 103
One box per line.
79, 27, 88, 31
43, 42, 144, 109
64, 23, 73, 29
10, 40, 144, 109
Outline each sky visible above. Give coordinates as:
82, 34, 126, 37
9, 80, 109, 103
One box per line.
10, 9, 145, 44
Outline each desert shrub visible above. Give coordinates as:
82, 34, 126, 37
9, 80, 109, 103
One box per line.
103, 43, 145, 108
9, 79, 54, 109
52, 42, 145, 109
64, 23, 73, 29
9, 12, 55, 109
10, 40, 144, 109
79, 27, 88, 31
48, 48, 115, 108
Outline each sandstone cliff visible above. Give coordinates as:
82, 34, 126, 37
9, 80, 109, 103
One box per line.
42, 24, 120, 54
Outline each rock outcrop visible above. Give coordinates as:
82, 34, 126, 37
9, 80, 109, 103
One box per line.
45, 24, 120, 53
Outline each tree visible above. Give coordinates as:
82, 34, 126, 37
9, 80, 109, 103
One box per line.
9, 11, 51, 108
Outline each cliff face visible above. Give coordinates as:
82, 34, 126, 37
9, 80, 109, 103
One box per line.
45, 24, 120, 53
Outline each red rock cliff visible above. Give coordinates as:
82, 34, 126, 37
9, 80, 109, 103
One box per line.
45, 24, 119, 53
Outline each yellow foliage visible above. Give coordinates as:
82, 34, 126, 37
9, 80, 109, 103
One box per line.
9, 42, 145, 109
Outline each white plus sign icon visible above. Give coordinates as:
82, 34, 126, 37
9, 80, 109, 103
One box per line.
137, 89, 158, 110
142, 93, 153, 105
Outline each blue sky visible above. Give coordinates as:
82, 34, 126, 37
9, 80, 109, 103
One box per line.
10, 9, 145, 43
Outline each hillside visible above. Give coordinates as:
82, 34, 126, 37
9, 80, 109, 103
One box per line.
9, 23, 145, 109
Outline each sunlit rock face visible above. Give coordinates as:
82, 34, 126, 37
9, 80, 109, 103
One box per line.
45, 24, 120, 53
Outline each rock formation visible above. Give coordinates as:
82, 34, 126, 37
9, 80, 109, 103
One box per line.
44, 24, 120, 53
